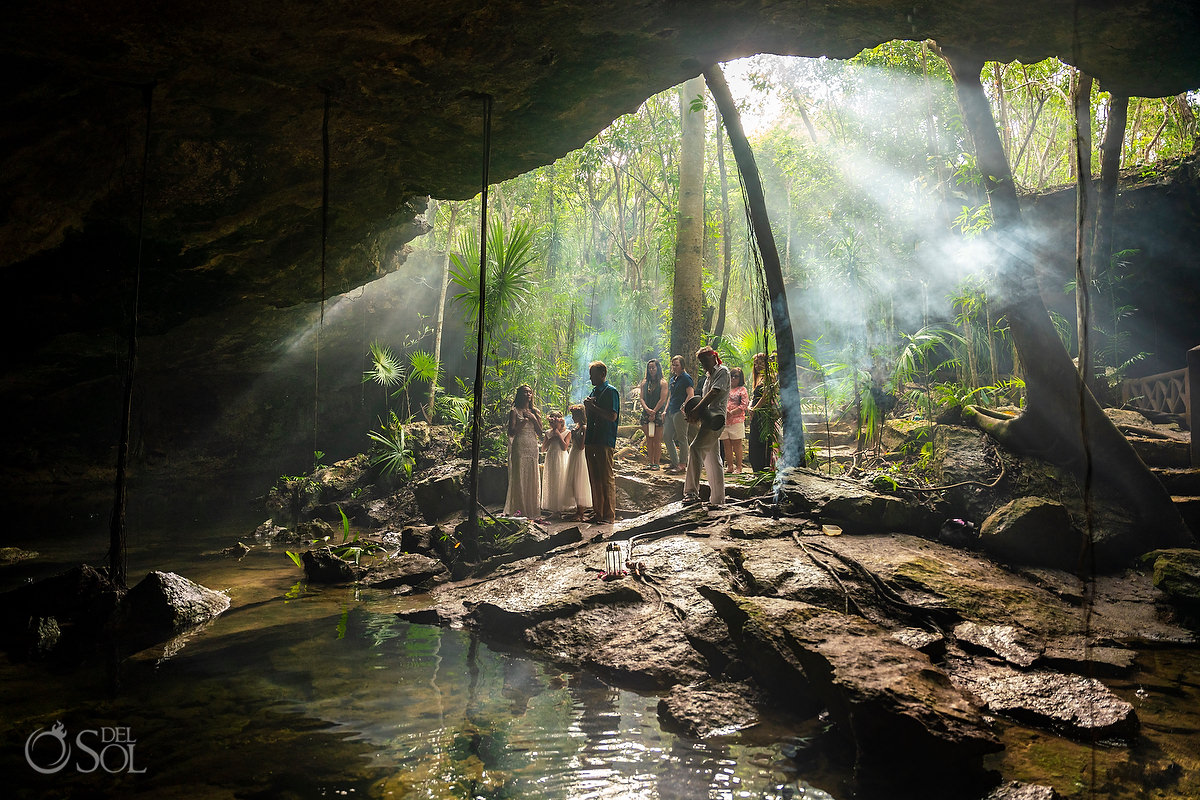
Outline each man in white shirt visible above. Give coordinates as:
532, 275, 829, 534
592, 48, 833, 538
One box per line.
683, 346, 730, 509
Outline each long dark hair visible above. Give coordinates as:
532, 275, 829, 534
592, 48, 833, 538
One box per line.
644, 358, 662, 384
751, 352, 768, 388
730, 366, 745, 388
513, 384, 533, 409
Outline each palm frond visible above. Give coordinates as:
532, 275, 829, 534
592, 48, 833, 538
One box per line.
364, 340, 405, 387
407, 349, 441, 385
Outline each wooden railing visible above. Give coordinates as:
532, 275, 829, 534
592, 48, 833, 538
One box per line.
1121, 368, 1189, 416
1122, 345, 1198, 466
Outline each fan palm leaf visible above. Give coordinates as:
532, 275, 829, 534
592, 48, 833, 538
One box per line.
364, 340, 404, 387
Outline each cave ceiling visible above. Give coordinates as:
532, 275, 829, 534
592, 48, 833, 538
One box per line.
2, 0, 1198, 354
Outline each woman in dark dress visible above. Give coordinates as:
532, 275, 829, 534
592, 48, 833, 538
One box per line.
747, 352, 775, 472
638, 358, 667, 470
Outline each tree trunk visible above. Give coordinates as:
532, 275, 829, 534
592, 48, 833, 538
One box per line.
992, 61, 1012, 157
1099, 92, 1123, 266
711, 107, 734, 343
705, 64, 807, 470
1071, 70, 1096, 388
1091, 91, 1128, 362
670, 76, 706, 369
545, 163, 558, 280
428, 201, 459, 421
939, 47, 1191, 564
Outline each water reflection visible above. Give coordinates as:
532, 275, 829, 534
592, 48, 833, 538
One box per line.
1, 527, 825, 798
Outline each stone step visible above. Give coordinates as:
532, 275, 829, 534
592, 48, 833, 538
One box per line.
1153, 467, 1200, 495
1172, 496, 1200, 536
1127, 435, 1191, 469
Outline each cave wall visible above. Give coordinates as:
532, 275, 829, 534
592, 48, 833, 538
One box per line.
1025, 155, 1200, 378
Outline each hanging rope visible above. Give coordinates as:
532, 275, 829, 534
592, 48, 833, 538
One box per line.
107, 81, 155, 590
467, 93, 493, 532
314, 87, 331, 463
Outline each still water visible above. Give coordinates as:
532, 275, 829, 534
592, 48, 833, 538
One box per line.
2, 511, 1199, 799
0, 513, 834, 799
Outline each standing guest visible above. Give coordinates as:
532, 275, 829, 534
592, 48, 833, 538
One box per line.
721, 367, 749, 474
747, 352, 775, 472
540, 410, 570, 514
504, 384, 543, 519
565, 404, 593, 521
638, 359, 667, 471
583, 361, 620, 524
684, 346, 730, 509
663, 355, 694, 474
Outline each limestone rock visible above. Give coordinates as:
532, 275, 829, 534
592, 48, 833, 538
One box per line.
700, 589, 1001, 779
984, 781, 1061, 800
361, 553, 448, 591
312, 455, 372, 498
411, 459, 506, 522
124, 571, 231, 632
301, 546, 363, 584
1037, 638, 1138, 677
949, 656, 1138, 741
0, 547, 38, 564
616, 471, 681, 513
27, 616, 61, 657
1143, 548, 1200, 608
979, 497, 1083, 570
954, 621, 1043, 668
776, 469, 941, 535
657, 681, 762, 738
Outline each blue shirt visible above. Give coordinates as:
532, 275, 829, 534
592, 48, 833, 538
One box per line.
584, 381, 619, 448
667, 372, 694, 414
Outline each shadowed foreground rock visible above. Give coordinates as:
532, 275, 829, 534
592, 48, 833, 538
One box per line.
383, 468, 1195, 796
0, 565, 230, 661
701, 588, 1002, 786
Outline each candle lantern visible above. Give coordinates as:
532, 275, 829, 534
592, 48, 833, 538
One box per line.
604, 542, 625, 575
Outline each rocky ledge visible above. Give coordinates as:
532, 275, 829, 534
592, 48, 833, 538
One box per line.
373, 468, 1198, 796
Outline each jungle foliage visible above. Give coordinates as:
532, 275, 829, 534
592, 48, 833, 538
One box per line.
381, 44, 1195, 469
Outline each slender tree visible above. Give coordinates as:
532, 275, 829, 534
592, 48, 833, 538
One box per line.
427, 200, 459, 420
1091, 90, 1129, 373
711, 106, 734, 343
1070, 69, 1096, 387
670, 76, 706, 367
704, 63, 806, 470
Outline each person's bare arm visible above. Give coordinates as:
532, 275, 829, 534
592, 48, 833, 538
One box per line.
652, 378, 667, 413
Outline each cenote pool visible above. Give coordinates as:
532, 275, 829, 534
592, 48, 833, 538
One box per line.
0, 511, 837, 799
1, 509, 1198, 799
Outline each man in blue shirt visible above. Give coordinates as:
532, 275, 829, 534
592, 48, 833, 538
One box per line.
663, 355, 694, 474
583, 360, 620, 523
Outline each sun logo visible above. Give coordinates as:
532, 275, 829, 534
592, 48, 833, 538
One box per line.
25, 720, 70, 774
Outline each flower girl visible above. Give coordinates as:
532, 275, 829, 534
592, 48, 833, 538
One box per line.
565, 404, 592, 521
540, 410, 571, 515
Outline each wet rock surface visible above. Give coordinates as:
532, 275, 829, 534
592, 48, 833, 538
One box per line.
1143, 548, 1200, 609
948, 655, 1139, 741
302, 546, 364, 584
360, 553, 448, 591
0, 565, 231, 660
979, 497, 1084, 571
239, 452, 1200, 797
657, 680, 764, 738
123, 570, 231, 633
379, 464, 1199, 794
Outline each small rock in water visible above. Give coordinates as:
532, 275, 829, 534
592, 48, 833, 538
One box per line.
984, 780, 1061, 800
